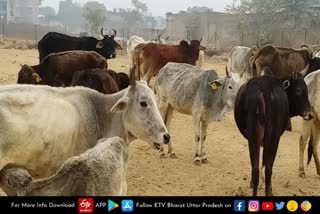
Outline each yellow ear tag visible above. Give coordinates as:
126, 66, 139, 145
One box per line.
35, 76, 42, 83
211, 82, 217, 90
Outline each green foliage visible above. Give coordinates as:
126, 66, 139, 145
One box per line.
82, 1, 107, 36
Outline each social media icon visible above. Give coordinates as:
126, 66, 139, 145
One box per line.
121, 200, 134, 212
275, 202, 285, 210
248, 200, 260, 212
287, 200, 298, 212
300, 200, 312, 212
262, 202, 274, 211
78, 198, 94, 213
234, 200, 246, 212
108, 200, 119, 212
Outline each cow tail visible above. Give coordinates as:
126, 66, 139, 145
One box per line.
307, 130, 313, 165
246, 87, 261, 174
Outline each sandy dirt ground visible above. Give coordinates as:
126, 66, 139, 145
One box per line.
0, 49, 319, 196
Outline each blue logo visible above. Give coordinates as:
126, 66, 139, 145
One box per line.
275, 202, 285, 210
121, 200, 134, 212
234, 200, 246, 212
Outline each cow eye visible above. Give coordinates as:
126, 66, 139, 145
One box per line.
228, 86, 233, 90
140, 101, 148, 107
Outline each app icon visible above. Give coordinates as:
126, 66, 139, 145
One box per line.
275, 202, 285, 210
262, 202, 274, 211
234, 200, 246, 212
108, 200, 119, 212
300, 200, 312, 212
121, 200, 134, 212
287, 200, 298, 212
248, 200, 260, 212
78, 198, 94, 213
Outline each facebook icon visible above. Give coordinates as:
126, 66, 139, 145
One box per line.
234, 200, 246, 212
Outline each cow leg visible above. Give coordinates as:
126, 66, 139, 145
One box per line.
264, 135, 280, 196
248, 141, 260, 196
312, 122, 320, 175
165, 106, 176, 158
158, 97, 169, 159
193, 115, 201, 166
299, 120, 311, 178
200, 122, 208, 164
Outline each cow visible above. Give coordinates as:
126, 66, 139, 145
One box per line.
136, 39, 206, 83
17, 50, 108, 87
299, 69, 320, 178
301, 44, 320, 58
70, 69, 120, 94
0, 68, 170, 196
155, 63, 241, 164
227, 46, 258, 83
104, 70, 130, 90
38, 28, 122, 62
0, 137, 128, 196
234, 69, 313, 196
250, 45, 311, 78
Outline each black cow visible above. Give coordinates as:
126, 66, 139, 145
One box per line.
234, 69, 313, 196
38, 28, 122, 62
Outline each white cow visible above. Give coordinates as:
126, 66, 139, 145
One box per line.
127, 34, 169, 60
227, 46, 258, 83
299, 69, 320, 178
0, 137, 128, 196
0, 70, 169, 195
155, 63, 241, 165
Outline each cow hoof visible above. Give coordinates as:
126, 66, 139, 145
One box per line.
193, 160, 201, 166
299, 172, 306, 178
169, 153, 177, 159
201, 158, 208, 164
160, 153, 167, 159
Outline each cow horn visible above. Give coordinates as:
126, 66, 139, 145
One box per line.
226, 66, 231, 78
165, 36, 169, 41
157, 34, 162, 42
101, 28, 105, 37
199, 37, 202, 43
112, 29, 117, 37
129, 65, 136, 89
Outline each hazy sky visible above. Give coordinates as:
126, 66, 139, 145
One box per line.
42, 0, 234, 17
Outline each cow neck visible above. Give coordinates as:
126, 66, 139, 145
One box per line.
208, 83, 228, 122
90, 89, 128, 141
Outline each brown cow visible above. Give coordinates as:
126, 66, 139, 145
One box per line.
250, 45, 311, 78
134, 39, 205, 83
17, 50, 108, 87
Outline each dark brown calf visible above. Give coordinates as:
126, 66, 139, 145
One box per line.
71, 69, 120, 94
17, 50, 108, 86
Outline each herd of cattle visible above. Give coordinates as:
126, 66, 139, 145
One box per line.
0, 28, 319, 197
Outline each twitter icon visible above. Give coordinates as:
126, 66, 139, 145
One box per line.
275, 202, 285, 210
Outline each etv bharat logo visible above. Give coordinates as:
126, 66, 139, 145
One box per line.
78, 198, 94, 213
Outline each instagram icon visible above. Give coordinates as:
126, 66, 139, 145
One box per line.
248, 200, 260, 212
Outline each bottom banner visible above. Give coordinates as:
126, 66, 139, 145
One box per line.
0, 196, 318, 213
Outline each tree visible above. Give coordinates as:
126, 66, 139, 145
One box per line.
82, 1, 107, 36
39, 6, 56, 17
132, 0, 148, 14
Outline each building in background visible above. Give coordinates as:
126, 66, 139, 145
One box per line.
0, 0, 42, 24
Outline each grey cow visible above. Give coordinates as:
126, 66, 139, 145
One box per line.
155, 63, 241, 165
0, 137, 128, 196
227, 46, 258, 83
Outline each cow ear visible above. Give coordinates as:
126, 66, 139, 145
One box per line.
115, 42, 123, 50
96, 41, 104, 49
110, 96, 129, 113
283, 80, 290, 90
209, 80, 223, 90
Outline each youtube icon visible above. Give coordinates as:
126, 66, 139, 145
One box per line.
262, 202, 274, 211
